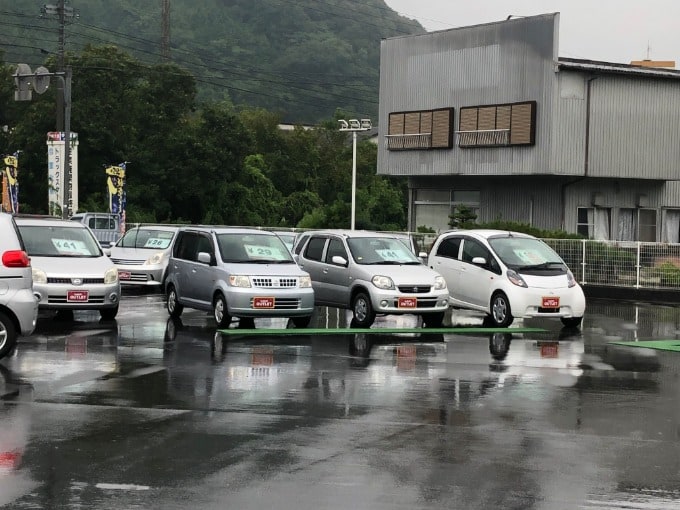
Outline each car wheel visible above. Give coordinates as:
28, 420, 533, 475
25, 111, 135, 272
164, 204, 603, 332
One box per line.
561, 316, 583, 328
489, 292, 514, 327
100, 306, 119, 320
213, 293, 232, 328
0, 311, 17, 360
352, 292, 375, 328
292, 315, 312, 328
422, 311, 445, 328
166, 284, 183, 318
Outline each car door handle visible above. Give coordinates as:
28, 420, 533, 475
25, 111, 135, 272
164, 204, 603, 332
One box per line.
323, 268, 329, 274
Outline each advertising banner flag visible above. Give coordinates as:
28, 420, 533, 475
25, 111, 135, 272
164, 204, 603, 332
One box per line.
47, 132, 79, 216
105, 163, 127, 233
1, 153, 19, 213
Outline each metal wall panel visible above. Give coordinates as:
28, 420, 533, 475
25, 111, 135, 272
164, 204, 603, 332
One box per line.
587, 76, 680, 179
378, 13, 559, 178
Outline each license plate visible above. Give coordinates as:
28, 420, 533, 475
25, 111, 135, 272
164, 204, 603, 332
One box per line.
398, 297, 417, 308
118, 271, 131, 280
542, 296, 559, 308
253, 296, 275, 309
67, 290, 89, 302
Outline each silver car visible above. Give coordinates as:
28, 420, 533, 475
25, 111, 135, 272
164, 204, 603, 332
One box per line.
296, 230, 450, 328
0, 213, 38, 358
108, 225, 179, 287
165, 227, 315, 328
15, 216, 121, 320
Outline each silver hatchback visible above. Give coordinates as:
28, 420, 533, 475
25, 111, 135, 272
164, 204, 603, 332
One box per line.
296, 230, 450, 328
15, 216, 121, 320
0, 213, 38, 358
165, 227, 315, 328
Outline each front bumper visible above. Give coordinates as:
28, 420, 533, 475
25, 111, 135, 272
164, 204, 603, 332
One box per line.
226, 287, 315, 318
116, 263, 166, 286
33, 282, 121, 310
511, 286, 587, 319
370, 288, 450, 314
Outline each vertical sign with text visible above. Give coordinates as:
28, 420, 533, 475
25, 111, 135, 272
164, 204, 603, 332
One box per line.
47, 132, 79, 216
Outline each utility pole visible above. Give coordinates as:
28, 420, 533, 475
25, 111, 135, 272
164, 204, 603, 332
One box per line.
40, 0, 77, 130
161, 0, 171, 61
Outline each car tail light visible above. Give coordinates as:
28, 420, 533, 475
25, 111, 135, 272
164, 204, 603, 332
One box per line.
2, 250, 30, 268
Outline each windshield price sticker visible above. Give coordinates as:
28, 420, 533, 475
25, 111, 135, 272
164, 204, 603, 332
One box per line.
514, 249, 546, 265
253, 296, 275, 309
52, 238, 91, 255
398, 297, 417, 308
376, 248, 410, 262
143, 238, 171, 249
244, 244, 286, 260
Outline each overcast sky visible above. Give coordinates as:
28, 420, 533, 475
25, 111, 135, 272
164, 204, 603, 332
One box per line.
383, 0, 679, 65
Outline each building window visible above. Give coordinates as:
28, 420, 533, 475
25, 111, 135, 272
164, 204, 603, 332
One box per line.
413, 189, 479, 233
577, 207, 593, 238
638, 209, 657, 242
457, 101, 536, 148
578, 207, 611, 240
662, 209, 680, 243
386, 108, 454, 150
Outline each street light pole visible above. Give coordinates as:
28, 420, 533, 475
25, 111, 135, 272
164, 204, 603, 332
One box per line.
338, 118, 372, 230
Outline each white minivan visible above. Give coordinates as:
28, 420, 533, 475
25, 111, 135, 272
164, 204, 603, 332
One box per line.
428, 229, 586, 328
0, 213, 38, 358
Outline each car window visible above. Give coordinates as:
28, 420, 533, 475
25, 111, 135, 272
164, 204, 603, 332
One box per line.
174, 232, 198, 261
347, 237, 420, 265
304, 236, 326, 262
119, 228, 175, 249
461, 239, 488, 263
436, 237, 461, 259
18, 225, 102, 257
217, 233, 293, 263
195, 234, 214, 258
325, 238, 347, 263
293, 233, 310, 255
489, 236, 565, 270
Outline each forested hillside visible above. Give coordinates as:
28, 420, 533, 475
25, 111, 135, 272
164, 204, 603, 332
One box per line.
0, 0, 424, 122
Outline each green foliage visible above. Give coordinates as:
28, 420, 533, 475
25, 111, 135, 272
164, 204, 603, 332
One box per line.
416, 225, 436, 233
652, 261, 680, 287
448, 204, 477, 229
475, 219, 583, 240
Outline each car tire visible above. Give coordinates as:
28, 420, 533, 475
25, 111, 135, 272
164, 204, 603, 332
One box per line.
291, 315, 312, 328
0, 311, 17, 360
213, 293, 232, 328
166, 284, 183, 318
352, 292, 375, 328
422, 311, 445, 328
100, 306, 119, 320
561, 316, 583, 328
489, 291, 514, 327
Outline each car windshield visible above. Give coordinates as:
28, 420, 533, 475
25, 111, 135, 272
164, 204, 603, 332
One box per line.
489, 236, 565, 270
347, 237, 421, 265
18, 225, 102, 257
276, 233, 296, 252
217, 233, 294, 263
117, 228, 176, 249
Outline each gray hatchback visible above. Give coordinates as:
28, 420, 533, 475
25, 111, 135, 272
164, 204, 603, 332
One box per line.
165, 227, 315, 328
296, 230, 450, 327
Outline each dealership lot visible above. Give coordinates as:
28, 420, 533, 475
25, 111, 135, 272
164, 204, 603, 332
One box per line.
1, 292, 680, 509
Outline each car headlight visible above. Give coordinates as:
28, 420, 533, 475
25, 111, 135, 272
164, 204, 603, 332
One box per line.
32, 267, 47, 284
145, 252, 165, 265
104, 267, 118, 284
507, 269, 528, 288
372, 275, 394, 290
229, 275, 251, 288
567, 270, 577, 288
433, 275, 447, 290
299, 275, 312, 288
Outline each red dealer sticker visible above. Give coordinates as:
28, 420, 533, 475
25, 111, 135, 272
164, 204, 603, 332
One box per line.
398, 297, 417, 308
253, 297, 275, 309
67, 290, 89, 302
118, 271, 131, 280
542, 296, 559, 308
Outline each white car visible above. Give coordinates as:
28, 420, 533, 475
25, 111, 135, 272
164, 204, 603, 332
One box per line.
0, 213, 38, 358
427, 229, 586, 328
108, 225, 179, 287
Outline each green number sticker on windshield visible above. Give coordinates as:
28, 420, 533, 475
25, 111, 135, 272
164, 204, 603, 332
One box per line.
144, 238, 171, 249
514, 249, 546, 265
376, 248, 409, 261
244, 244, 286, 260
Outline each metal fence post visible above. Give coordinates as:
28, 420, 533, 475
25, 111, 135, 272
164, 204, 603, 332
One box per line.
636, 242, 641, 289
581, 239, 587, 284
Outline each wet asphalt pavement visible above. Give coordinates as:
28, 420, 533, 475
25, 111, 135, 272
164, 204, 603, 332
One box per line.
1, 292, 680, 509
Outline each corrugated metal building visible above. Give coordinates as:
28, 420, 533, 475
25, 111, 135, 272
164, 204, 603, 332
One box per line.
377, 12, 680, 241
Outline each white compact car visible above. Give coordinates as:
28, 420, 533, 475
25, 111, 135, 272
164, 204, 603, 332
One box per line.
427, 229, 586, 328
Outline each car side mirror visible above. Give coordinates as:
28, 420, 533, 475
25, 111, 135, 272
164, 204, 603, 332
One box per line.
103, 248, 112, 257
331, 255, 348, 267
197, 252, 212, 265
471, 256, 486, 266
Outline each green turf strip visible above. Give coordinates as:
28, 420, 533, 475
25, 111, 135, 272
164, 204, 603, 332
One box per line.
218, 327, 547, 336
610, 340, 680, 352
